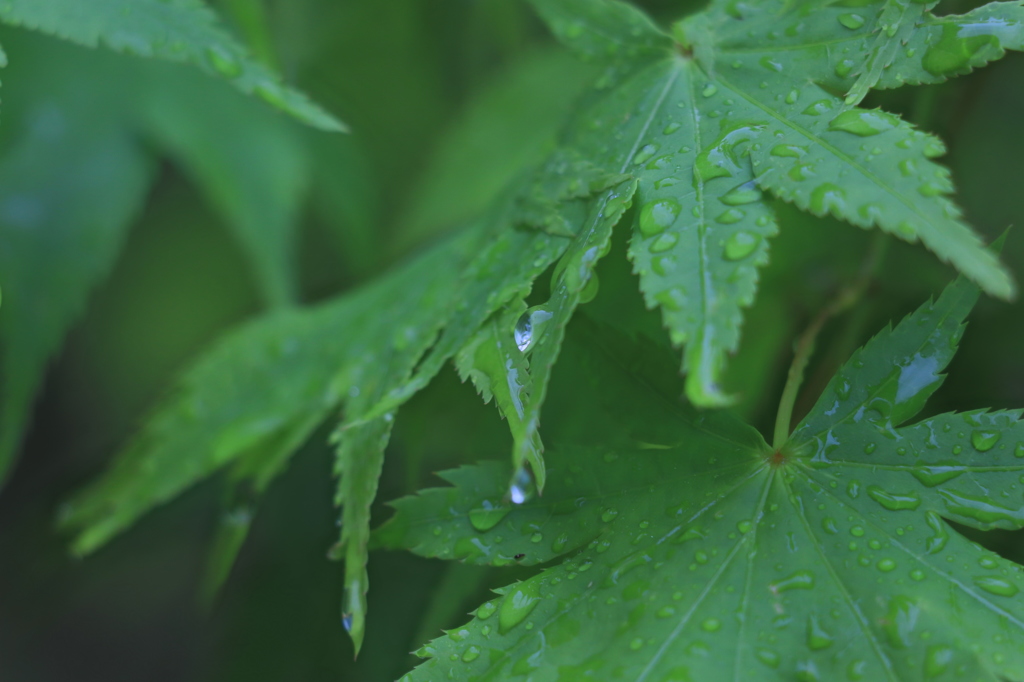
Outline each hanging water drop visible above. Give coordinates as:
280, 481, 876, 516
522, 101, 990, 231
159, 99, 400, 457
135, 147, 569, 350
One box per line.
509, 465, 536, 505
514, 306, 553, 353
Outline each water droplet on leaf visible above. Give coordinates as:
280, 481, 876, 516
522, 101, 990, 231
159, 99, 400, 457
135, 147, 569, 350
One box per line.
724, 231, 761, 260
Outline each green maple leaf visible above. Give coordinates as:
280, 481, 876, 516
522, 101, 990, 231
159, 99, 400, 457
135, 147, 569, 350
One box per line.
380, 275, 1024, 681
58, 169, 619, 651
522, 0, 1023, 406
0, 0, 344, 131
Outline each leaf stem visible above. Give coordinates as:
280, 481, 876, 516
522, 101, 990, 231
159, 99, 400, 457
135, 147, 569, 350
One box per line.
771, 232, 887, 450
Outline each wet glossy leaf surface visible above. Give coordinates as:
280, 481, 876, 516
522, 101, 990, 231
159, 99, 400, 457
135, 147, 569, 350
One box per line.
523, 0, 1022, 405
383, 276, 1024, 681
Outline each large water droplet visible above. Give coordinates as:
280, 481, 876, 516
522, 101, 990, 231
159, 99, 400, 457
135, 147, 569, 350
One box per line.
867, 486, 921, 511
509, 465, 536, 505
724, 231, 762, 260
470, 503, 511, 532
514, 306, 553, 353
651, 255, 677, 276
633, 143, 660, 165
939, 488, 1024, 526
650, 233, 679, 253
838, 13, 865, 29
720, 182, 762, 206
655, 287, 687, 312
770, 143, 807, 158
578, 272, 600, 304
911, 460, 964, 487
716, 208, 746, 224
477, 601, 498, 619
828, 110, 899, 136
974, 576, 1019, 597
924, 645, 954, 677
883, 595, 919, 648
802, 99, 834, 116
770, 570, 815, 594
788, 163, 815, 181
971, 429, 1001, 452
925, 511, 949, 554
835, 59, 856, 78
639, 199, 682, 238
806, 615, 833, 650
499, 581, 542, 633
809, 183, 846, 213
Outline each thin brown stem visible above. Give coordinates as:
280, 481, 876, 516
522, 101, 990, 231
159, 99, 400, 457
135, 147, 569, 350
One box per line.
772, 232, 887, 450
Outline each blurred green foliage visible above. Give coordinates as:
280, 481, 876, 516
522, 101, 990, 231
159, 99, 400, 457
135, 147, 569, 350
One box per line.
1, 0, 1024, 679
